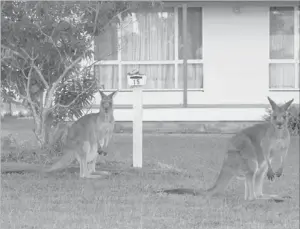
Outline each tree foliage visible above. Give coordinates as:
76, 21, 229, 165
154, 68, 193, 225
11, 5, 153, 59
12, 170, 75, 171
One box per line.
1, 1, 162, 145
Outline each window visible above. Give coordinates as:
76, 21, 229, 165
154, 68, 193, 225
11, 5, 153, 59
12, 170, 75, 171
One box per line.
178, 7, 203, 89
94, 6, 203, 90
269, 6, 300, 90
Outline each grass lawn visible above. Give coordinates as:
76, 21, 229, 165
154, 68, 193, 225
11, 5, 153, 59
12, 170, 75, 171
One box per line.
1, 118, 299, 229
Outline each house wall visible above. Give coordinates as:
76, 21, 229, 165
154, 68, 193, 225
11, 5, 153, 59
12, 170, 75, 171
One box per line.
92, 2, 299, 122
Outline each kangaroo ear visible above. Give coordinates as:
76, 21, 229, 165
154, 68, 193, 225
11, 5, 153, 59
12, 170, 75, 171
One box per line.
282, 98, 294, 111
109, 90, 118, 98
99, 90, 106, 98
267, 97, 278, 110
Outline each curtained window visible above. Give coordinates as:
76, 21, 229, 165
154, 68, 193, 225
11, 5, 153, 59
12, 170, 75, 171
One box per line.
94, 6, 203, 90
269, 6, 300, 89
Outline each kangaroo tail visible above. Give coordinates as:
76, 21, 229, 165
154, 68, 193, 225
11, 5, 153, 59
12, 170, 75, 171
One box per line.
160, 168, 232, 198
205, 162, 235, 197
1, 162, 44, 174
1, 149, 75, 174
161, 153, 235, 197
43, 149, 75, 173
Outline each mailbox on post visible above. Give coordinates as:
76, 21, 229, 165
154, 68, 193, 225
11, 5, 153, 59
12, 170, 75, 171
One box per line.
127, 70, 147, 87
127, 70, 146, 168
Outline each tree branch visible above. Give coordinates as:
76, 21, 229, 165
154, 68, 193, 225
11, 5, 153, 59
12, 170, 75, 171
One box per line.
32, 65, 50, 89
33, 22, 63, 62
19, 47, 38, 61
14, 75, 27, 101
21, 67, 42, 144
45, 50, 90, 108
20, 67, 39, 110
19, 47, 50, 90
99, 7, 131, 34
93, 2, 102, 35
1, 45, 27, 60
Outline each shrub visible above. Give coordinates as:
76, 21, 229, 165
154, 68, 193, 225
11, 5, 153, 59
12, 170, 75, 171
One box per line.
263, 104, 300, 136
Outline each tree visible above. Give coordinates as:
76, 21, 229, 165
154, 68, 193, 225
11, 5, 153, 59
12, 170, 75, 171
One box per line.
1, 1, 162, 147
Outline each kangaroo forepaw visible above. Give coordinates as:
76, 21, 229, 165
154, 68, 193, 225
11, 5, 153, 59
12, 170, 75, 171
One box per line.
267, 169, 276, 181
275, 168, 283, 178
97, 150, 108, 156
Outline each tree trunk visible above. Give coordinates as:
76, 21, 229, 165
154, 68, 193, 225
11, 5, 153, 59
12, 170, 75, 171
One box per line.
33, 115, 46, 147
8, 102, 13, 115
32, 108, 52, 148
34, 109, 69, 152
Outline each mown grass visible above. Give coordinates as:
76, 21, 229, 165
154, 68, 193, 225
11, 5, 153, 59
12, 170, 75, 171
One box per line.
1, 118, 299, 229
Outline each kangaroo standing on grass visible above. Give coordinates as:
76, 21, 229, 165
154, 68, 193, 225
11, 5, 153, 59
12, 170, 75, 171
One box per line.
1, 90, 117, 179
164, 97, 294, 202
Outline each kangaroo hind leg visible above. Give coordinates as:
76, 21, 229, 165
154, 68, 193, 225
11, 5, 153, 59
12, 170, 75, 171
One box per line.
244, 171, 256, 201
87, 157, 97, 173
255, 162, 288, 202
240, 155, 258, 201
88, 144, 111, 176
87, 158, 111, 176
80, 142, 104, 179
255, 162, 271, 198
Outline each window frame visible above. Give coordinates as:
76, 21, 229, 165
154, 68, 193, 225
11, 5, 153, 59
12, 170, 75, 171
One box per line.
94, 5, 204, 92
269, 5, 300, 91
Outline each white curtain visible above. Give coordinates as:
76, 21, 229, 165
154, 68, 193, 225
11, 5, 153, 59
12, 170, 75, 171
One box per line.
269, 64, 295, 88
178, 7, 203, 89
178, 7, 203, 60
94, 65, 118, 90
120, 9, 175, 89
121, 9, 175, 61
94, 24, 119, 89
95, 7, 204, 90
178, 64, 203, 89
269, 7, 296, 88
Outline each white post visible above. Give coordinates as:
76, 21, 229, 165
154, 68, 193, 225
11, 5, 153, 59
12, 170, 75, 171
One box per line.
132, 86, 143, 168
127, 70, 147, 168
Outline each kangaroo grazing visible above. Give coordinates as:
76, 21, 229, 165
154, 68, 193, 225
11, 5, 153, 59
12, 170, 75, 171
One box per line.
163, 97, 294, 202
1, 90, 117, 179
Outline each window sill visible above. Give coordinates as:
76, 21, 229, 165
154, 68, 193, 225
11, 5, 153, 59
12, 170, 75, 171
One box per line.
99, 89, 204, 92
269, 88, 300, 92
90, 104, 270, 109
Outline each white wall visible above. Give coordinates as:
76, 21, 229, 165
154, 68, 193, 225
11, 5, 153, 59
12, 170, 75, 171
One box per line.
93, 3, 299, 122
86, 107, 266, 121
200, 4, 270, 104
94, 91, 183, 106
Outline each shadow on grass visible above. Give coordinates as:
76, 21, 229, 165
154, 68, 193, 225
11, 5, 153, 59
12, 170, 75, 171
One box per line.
159, 188, 201, 196
1, 162, 190, 177
1, 164, 125, 175
159, 188, 292, 204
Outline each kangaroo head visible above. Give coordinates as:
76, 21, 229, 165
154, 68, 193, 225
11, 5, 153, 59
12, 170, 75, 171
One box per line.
99, 90, 118, 113
267, 97, 294, 130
